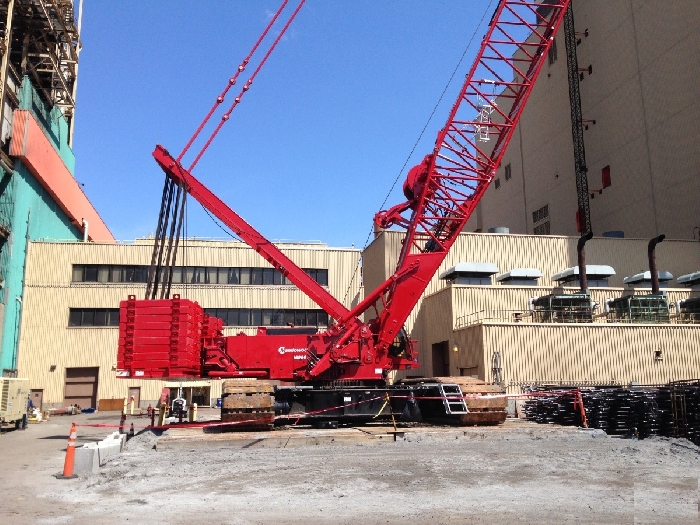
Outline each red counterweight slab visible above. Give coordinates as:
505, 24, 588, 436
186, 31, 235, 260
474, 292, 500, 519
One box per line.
117, 294, 205, 379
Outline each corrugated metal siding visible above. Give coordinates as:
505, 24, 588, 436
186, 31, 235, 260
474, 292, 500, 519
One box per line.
473, 323, 700, 394
407, 285, 454, 379
364, 231, 700, 336
452, 325, 485, 378
449, 285, 692, 327
405, 280, 695, 380
18, 240, 360, 405
25, 240, 361, 302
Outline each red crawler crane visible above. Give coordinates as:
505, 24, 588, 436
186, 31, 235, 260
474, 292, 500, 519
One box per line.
119, 0, 571, 425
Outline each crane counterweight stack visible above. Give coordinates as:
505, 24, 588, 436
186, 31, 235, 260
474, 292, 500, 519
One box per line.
117, 0, 571, 428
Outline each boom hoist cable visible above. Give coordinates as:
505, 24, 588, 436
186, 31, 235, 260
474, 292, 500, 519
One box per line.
364, 0, 573, 356
145, 1, 306, 299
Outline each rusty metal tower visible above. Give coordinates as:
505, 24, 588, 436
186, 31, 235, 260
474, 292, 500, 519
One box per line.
0, 0, 82, 147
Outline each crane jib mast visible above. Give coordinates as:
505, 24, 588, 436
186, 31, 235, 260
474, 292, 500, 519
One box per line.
119, 0, 571, 385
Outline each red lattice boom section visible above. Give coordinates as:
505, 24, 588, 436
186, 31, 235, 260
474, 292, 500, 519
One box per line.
406, 0, 569, 256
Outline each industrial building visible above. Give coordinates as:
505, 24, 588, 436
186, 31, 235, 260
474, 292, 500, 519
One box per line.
16, 239, 360, 409
7, 0, 700, 416
465, 1, 700, 239
0, 0, 113, 377
364, 230, 700, 392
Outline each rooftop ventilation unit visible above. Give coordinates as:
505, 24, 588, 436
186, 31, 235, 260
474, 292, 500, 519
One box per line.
531, 291, 594, 323
496, 268, 542, 286
552, 265, 616, 288
439, 262, 498, 286
677, 271, 700, 289
623, 271, 674, 290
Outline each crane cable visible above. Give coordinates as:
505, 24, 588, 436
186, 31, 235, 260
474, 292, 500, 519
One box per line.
342, 0, 497, 305
188, 0, 306, 171
177, 0, 293, 165
147, 0, 305, 299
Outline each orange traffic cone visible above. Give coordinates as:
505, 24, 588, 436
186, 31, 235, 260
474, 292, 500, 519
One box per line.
55, 422, 78, 479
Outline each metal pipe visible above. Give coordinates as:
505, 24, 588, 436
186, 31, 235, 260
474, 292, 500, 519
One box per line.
648, 234, 665, 294
81, 218, 88, 242
577, 231, 593, 291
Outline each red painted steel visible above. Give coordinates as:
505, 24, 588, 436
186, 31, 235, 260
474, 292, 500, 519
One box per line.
118, 295, 203, 378
9, 110, 115, 242
153, 145, 351, 323
118, 0, 570, 383
371, 0, 570, 354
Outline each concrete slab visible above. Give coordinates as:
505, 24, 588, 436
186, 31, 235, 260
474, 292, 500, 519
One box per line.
74, 443, 99, 476
97, 442, 121, 466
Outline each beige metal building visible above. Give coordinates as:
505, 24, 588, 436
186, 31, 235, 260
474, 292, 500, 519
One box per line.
16, 239, 361, 409
465, 1, 700, 239
364, 230, 700, 392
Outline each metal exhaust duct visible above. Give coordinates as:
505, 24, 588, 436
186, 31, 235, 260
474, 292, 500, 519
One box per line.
648, 234, 665, 294
577, 231, 593, 291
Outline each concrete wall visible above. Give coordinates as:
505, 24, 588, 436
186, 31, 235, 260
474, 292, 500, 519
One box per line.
466, 0, 700, 240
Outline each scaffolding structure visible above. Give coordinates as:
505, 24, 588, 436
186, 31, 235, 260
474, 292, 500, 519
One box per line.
0, 0, 82, 147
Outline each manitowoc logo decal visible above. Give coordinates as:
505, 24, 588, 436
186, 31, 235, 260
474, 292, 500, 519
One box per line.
278, 347, 307, 360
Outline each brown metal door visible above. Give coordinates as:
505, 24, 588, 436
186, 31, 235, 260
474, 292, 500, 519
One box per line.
432, 341, 450, 377
128, 387, 141, 409
64, 367, 99, 408
30, 389, 43, 411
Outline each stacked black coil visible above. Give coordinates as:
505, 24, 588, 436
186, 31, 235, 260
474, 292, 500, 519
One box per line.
523, 382, 700, 445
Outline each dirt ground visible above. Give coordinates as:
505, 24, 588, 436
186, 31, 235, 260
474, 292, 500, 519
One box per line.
1, 411, 699, 524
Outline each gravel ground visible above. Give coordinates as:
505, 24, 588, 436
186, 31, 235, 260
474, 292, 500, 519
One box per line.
2, 416, 699, 524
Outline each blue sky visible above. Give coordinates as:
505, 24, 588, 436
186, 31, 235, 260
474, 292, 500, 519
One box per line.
73, 1, 495, 248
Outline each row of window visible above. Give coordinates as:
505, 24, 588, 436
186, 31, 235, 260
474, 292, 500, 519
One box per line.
69, 308, 120, 327
203, 308, 329, 328
67, 307, 330, 328
72, 264, 329, 287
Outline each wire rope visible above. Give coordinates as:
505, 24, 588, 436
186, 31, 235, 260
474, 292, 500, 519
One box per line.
341, 0, 497, 305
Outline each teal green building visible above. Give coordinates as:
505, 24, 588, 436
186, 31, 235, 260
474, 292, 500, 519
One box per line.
0, 78, 110, 376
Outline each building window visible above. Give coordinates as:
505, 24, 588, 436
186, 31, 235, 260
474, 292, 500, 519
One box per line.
532, 204, 549, 225
72, 264, 328, 287
203, 308, 329, 328
69, 308, 120, 327
504, 163, 512, 181
72, 264, 149, 283
494, 178, 501, 189
533, 221, 551, 235
548, 37, 558, 66
532, 204, 550, 235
